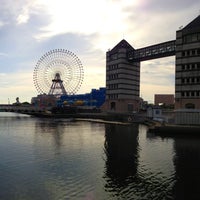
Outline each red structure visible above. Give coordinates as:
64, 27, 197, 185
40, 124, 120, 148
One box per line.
154, 94, 174, 106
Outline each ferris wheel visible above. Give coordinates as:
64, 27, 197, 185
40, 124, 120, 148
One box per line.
33, 49, 84, 97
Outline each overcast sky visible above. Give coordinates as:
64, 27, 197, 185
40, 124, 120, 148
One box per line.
0, 0, 200, 104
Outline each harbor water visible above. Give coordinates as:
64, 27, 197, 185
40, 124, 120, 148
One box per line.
0, 112, 200, 200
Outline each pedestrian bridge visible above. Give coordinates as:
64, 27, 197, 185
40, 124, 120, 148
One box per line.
127, 40, 176, 62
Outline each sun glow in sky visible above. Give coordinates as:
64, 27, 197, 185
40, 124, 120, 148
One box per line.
0, 0, 200, 103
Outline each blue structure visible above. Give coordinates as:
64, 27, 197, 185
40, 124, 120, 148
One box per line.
57, 87, 106, 108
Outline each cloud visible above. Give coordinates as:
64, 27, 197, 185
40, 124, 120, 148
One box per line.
34, 0, 129, 38
0, 70, 37, 103
124, 0, 200, 48
0, 0, 32, 24
33, 32, 106, 94
140, 84, 174, 103
140, 57, 175, 102
0, 52, 8, 57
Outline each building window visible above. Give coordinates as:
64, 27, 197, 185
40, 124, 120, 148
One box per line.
191, 64, 195, 70
110, 54, 118, 60
110, 102, 116, 110
191, 78, 195, 83
185, 103, 195, 109
183, 33, 200, 44
192, 34, 198, 42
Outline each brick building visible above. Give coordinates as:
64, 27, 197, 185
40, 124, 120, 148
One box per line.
154, 94, 174, 106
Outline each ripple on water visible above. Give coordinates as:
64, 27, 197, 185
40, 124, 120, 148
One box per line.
1, 115, 196, 200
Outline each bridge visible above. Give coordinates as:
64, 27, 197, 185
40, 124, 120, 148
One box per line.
127, 40, 176, 61
0, 104, 47, 114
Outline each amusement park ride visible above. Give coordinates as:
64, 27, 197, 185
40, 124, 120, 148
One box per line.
33, 49, 84, 98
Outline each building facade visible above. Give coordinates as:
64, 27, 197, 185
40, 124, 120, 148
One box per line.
175, 16, 200, 109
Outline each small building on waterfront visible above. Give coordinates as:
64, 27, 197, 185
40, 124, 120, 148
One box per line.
147, 106, 162, 119
31, 94, 57, 110
154, 94, 174, 107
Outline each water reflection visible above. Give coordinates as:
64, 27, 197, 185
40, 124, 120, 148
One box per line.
2, 112, 200, 199
104, 124, 139, 198
34, 119, 65, 152
172, 135, 200, 200
148, 130, 200, 200
32, 119, 107, 199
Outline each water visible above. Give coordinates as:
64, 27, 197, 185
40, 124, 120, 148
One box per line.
0, 112, 200, 200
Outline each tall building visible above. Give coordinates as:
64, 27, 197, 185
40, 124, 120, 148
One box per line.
103, 40, 140, 112
175, 15, 200, 109
103, 16, 200, 114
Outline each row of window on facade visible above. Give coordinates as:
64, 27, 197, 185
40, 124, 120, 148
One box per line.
107, 64, 119, 71
135, 44, 174, 58
109, 53, 118, 61
185, 103, 196, 109
181, 63, 200, 70
181, 48, 200, 57
107, 94, 119, 99
107, 84, 118, 89
183, 33, 200, 44
181, 91, 200, 97
107, 73, 119, 80
181, 77, 200, 84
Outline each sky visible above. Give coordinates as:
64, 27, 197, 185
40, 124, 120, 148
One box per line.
0, 0, 200, 104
